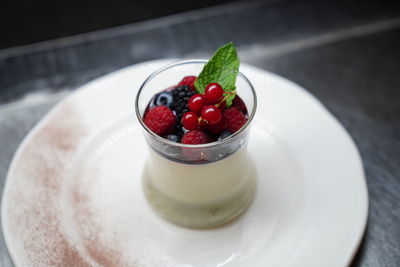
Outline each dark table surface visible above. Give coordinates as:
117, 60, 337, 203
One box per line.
1, 0, 400, 266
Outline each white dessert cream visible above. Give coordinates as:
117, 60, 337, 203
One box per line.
143, 147, 256, 227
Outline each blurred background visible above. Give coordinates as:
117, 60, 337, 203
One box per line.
1, 0, 398, 49
1, 0, 235, 49
1, 0, 400, 103
1, 0, 400, 266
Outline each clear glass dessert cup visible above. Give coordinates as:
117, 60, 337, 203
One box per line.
135, 59, 257, 228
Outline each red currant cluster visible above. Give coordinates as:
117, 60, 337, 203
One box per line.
143, 76, 248, 145
182, 83, 230, 130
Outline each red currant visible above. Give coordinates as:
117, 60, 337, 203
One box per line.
178, 76, 197, 89
205, 83, 224, 104
182, 112, 199, 130
188, 94, 206, 114
201, 105, 222, 124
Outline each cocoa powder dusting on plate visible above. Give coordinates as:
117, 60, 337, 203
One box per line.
5, 104, 90, 266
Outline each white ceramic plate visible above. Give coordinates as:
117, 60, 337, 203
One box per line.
2, 60, 368, 267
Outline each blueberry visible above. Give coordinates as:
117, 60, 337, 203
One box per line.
165, 134, 181, 143
148, 95, 158, 109
181, 127, 190, 134
175, 126, 184, 136
218, 130, 232, 141
155, 92, 173, 108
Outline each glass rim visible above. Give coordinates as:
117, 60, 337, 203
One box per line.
135, 59, 257, 149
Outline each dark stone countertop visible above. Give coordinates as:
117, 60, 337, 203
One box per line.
1, 0, 399, 266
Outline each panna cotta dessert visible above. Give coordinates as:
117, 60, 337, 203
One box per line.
135, 43, 257, 227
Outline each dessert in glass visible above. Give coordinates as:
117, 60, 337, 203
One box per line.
135, 43, 257, 228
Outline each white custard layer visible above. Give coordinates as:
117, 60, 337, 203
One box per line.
146, 147, 254, 204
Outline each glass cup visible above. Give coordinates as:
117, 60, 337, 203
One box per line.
135, 60, 257, 228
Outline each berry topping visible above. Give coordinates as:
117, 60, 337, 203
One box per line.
223, 107, 247, 133
202, 105, 222, 124
188, 94, 206, 114
218, 130, 232, 140
141, 43, 250, 147
155, 92, 174, 108
207, 116, 227, 135
182, 130, 212, 145
144, 106, 176, 136
182, 111, 199, 131
205, 83, 224, 104
171, 85, 195, 122
165, 134, 181, 143
178, 76, 197, 89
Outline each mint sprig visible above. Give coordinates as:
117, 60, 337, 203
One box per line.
194, 42, 240, 107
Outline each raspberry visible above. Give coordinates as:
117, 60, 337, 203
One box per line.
178, 76, 197, 89
144, 106, 176, 136
223, 107, 247, 133
181, 130, 212, 144
231, 96, 247, 114
207, 116, 227, 135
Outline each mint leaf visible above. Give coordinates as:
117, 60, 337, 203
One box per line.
194, 42, 240, 107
